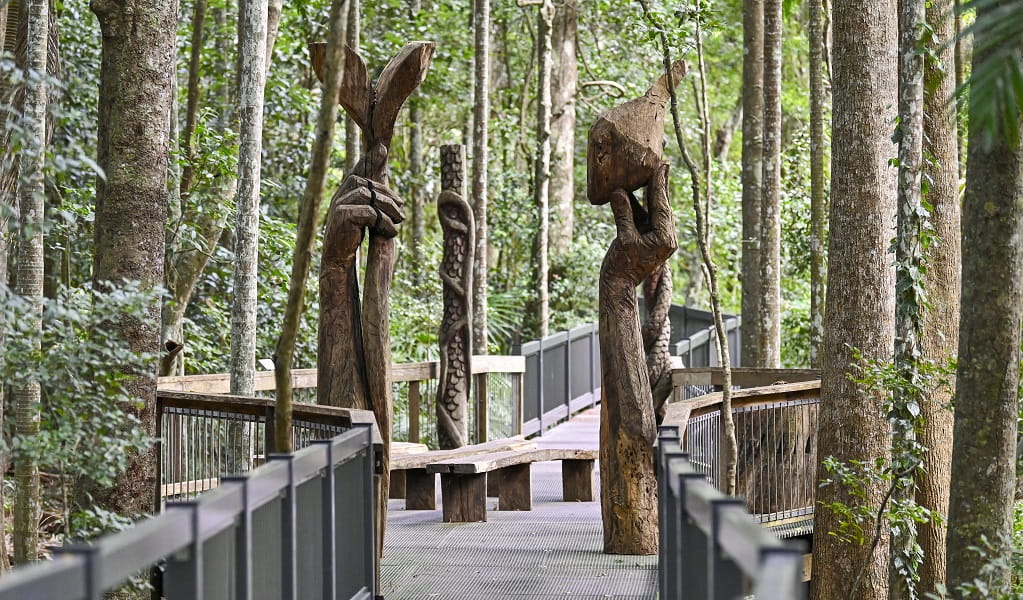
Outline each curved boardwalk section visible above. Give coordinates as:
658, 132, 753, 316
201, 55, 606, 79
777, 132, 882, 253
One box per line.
380, 408, 657, 599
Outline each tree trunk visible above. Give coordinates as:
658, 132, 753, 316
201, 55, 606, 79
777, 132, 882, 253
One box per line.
12, 0, 45, 564
273, 0, 348, 454
548, 0, 576, 256
758, 0, 782, 368
229, 0, 269, 397
530, 0, 554, 339
808, 0, 828, 368
436, 145, 474, 449
344, 0, 360, 173
740, 0, 764, 368
409, 96, 425, 282
177, 0, 207, 198
890, 0, 926, 594
809, 0, 897, 596
471, 0, 490, 354
712, 97, 742, 162
90, 0, 177, 517
914, 0, 960, 593
945, 3, 1023, 590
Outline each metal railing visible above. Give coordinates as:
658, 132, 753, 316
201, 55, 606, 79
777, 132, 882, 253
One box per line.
158, 356, 525, 449
666, 374, 822, 530
0, 424, 378, 600
516, 323, 601, 436
658, 426, 805, 599
157, 390, 376, 501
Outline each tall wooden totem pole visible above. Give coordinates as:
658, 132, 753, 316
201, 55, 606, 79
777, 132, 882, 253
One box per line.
588, 60, 685, 554
313, 41, 435, 567
436, 145, 475, 449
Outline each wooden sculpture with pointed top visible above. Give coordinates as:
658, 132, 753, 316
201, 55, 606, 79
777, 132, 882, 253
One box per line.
590, 60, 685, 555
311, 41, 435, 574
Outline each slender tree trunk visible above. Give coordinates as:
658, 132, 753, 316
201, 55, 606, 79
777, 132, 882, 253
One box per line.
712, 97, 742, 162
945, 3, 1023, 590
953, 0, 967, 180
344, 0, 360, 173
809, 0, 898, 596
274, 0, 347, 454
759, 0, 782, 368
740, 0, 764, 367
12, 0, 46, 564
409, 97, 425, 281
890, 0, 926, 595
531, 0, 553, 339
549, 0, 576, 255
915, 0, 960, 592
90, 0, 177, 518
229, 0, 269, 397
472, 0, 490, 353
808, 0, 828, 368
178, 0, 207, 198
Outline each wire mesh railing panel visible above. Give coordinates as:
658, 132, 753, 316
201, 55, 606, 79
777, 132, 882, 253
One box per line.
160, 407, 263, 501
483, 373, 517, 440
685, 397, 819, 524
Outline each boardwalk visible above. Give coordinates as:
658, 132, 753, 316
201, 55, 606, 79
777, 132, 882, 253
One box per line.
380, 407, 658, 599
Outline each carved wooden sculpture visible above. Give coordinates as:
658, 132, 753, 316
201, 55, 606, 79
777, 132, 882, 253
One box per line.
643, 262, 674, 423
436, 145, 475, 449
312, 41, 435, 567
589, 60, 685, 554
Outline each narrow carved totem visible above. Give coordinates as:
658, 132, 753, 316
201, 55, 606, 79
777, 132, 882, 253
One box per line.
643, 262, 674, 423
311, 41, 435, 570
436, 145, 475, 449
588, 60, 685, 554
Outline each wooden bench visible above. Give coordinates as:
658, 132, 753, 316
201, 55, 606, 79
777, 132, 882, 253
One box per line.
390, 437, 537, 510
426, 447, 598, 522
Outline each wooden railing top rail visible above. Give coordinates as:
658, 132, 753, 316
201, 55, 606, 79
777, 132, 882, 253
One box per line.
156, 390, 382, 445
663, 380, 821, 432
157, 354, 526, 394
671, 366, 821, 389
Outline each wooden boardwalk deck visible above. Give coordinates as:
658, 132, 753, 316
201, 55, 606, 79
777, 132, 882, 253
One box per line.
380, 407, 658, 599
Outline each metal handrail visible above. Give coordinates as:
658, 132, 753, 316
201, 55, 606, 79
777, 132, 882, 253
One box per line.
657, 427, 805, 599
0, 425, 378, 600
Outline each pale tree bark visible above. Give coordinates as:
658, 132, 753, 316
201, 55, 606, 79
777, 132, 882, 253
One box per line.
177, 0, 207, 200
344, 0, 360, 173
530, 0, 554, 339
12, 0, 45, 564
409, 97, 425, 278
740, 0, 764, 367
914, 0, 960, 593
712, 97, 742, 162
90, 0, 177, 518
809, 0, 898, 597
436, 145, 474, 449
274, 0, 348, 454
758, 0, 782, 368
945, 2, 1023, 590
549, 0, 576, 255
953, 0, 967, 179
808, 0, 828, 368
472, 0, 490, 353
229, 0, 269, 397
890, 0, 926, 595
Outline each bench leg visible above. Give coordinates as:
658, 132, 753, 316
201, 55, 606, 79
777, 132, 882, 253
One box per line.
498, 464, 532, 511
389, 470, 406, 499
563, 459, 596, 502
405, 469, 436, 510
487, 471, 500, 497
441, 473, 487, 522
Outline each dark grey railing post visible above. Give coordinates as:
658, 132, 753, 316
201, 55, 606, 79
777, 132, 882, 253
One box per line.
657, 426, 683, 599
164, 501, 203, 600
710, 498, 747, 600
679, 473, 710, 599
269, 453, 298, 600
564, 329, 572, 416
589, 325, 598, 405
362, 426, 379, 599
53, 545, 100, 600
537, 337, 545, 435
311, 440, 337, 599
222, 475, 252, 600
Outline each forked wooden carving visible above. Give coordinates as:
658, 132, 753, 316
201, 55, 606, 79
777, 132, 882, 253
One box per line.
312, 40, 435, 564
588, 60, 685, 554
436, 145, 474, 449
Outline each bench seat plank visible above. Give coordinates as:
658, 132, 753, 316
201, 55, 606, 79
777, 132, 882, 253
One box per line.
426, 448, 598, 474
391, 438, 536, 471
